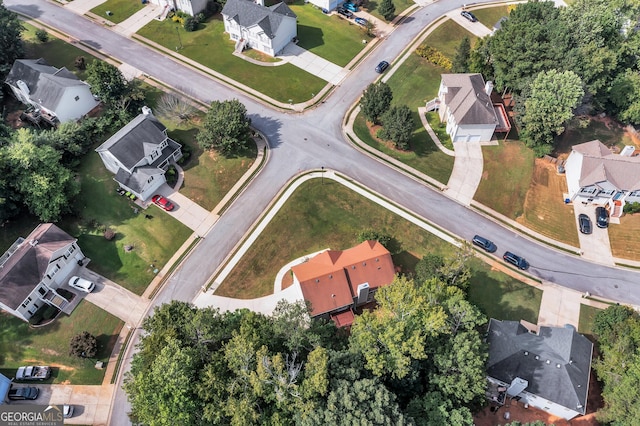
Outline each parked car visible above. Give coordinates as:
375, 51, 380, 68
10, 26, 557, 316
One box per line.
578, 213, 592, 234
8, 386, 39, 400
375, 60, 389, 73
354, 17, 368, 26
461, 10, 478, 22
337, 7, 353, 18
63, 405, 75, 418
503, 251, 529, 270
472, 235, 497, 253
152, 194, 175, 211
596, 206, 609, 228
15, 365, 51, 381
68, 276, 95, 293
343, 2, 358, 12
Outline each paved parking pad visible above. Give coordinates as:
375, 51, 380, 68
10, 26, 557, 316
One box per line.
573, 202, 614, 265
154, 184, 218, 236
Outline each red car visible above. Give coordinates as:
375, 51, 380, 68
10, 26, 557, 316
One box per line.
152, 195, 175, 211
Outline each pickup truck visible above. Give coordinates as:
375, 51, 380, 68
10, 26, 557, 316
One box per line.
15, 366, 51, 381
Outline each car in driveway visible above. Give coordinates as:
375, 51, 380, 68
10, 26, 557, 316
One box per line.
8, 386, 39, 400
578, 214, 592, 234
152, 194, 175, 211
472, 235, 497, 253
375, 60, 389, 73
343, 2, 358, 12
461, 10, 478, 22
337, 7, 353, 18
68, 276, 95, 293
596, 207, 609, 228
503, 251, 529, 270
354, 17, 368, 26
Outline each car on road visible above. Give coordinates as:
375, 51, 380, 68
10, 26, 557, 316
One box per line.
596, 206, 609, 228
337, 7, 353, 18
578, 213, 592, 234
375, 60, 389, 73
8, 387, 39, 400
343, 2, 358, 12
472, 235, 497, 253
68, 276, 95, 293
152, 194, 175, 211
354, 17, 368, 26
503, 251, 529, 270
461, 10, 477, 22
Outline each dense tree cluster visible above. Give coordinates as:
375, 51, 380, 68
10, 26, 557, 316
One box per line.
470, 0, 640, 151
197, 99, 252, 155
124, 250, 488, 425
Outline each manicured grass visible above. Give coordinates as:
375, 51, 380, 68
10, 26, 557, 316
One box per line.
91, 0, 144, 24
0, 301, 123, 385
472, 5, 510, 30
467, 258, 541, 324
137, 17, 326, 103
425, 111, 453, 150
386, 53, 442, 109
578, 304, 601, 336
243, 48, 282, 63
609, 213, 640, 261
216, 178, 543, 327
475, 141, 534, 219
291, 3, 368, 67
366, 0, 415, 22
418, 19, 478, 58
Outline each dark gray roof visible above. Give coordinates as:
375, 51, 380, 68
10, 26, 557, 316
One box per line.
95, 113, 167, 170
222, 0, 296, 39
115, 166, 165, 194
0, 224, 76, 310
441, 73, 498, 125
5, 58, 88, 112
487, 319, 592, 415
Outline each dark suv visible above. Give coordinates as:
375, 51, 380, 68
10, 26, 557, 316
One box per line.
472, 235, 497, 253
503, 251, 529, 270
8, 386, 39, 400
337, 7, 353, 18
596, 207, 609, 228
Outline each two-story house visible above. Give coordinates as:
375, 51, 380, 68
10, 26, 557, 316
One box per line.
221, 0, 297, 57
148, 0, 207, 17
95, 107, 182, 201
0, 224, 87, 322
4, 58, 99, 125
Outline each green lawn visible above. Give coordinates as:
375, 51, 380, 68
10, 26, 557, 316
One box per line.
216, 178, 542, 326
0, 302, 123, 385
556, 117, 635, 155
91, 0, 144, 24
472, 5, 510, 30
137, 17, 326, 103
418, 19, 478, 58
366, 0, 415, 22
426, 111, 453, 150
578, 304, 602, 336
291, 2, 368, 67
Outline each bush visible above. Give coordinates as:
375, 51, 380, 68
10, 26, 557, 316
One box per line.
623, 202, 640, 214
35, 29, 49, 43
184, 16, 199, 32
42, 305, 59, 320
415, 45, 452, 70
69, 331, 98, 358
177, 143, 192, 165
104, 228, 116, 240
74, 56, 86, 70
28, 305, 47, 325
205, 0, 221, 16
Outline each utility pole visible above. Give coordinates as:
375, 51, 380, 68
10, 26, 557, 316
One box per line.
321, 166, 325, 185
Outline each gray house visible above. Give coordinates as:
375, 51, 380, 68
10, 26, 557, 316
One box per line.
96, 107, 182, 201
486, 319, 593, 420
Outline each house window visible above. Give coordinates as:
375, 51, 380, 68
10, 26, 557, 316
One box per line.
601, 189, 616, 195
580, 187, 598, 195
66, 245, 76, 257
630, 190, 640, 197
74, 95, 80, 101
38, 287, 46, 296
147, 176, 154, 184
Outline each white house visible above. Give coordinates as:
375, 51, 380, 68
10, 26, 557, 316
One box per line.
4, 58, 99, 125
0, 224, 87, 322
96, 107, 182, 201
486, 319, 593, 421
307, 0, 339, 12
564, 140, 640, 217
148, 0, 207, 16
432, 73, 502, 143
0, 374, 10, 404
221, 0, 297, 57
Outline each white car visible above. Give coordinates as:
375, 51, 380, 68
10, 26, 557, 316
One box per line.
68, 276, 95, 293
63, 405, 74, 418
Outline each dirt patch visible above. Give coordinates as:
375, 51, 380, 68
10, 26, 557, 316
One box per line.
40, 348, 61, 357
366, 121, 409, 153
281, 269, 293, 290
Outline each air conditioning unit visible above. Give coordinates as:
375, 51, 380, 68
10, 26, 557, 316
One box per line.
356, 283, 370, 305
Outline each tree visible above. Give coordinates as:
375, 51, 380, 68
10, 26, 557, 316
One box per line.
69, 331, 98, 358
452, 36, 471, 73
379, 105, 414, 150
519, 69, 584, 155
610, 69, 640, 125
414, 254, 444, 284
593, 304, 635, 347
35, 28, 48, 42
85, 61, 129, 107
0, 3, 24, 78
406, 391, 474, 426
359, 81, 393, 125
378, 0, 396, 21
197, 99, 252, 155
356, 228, 391, 248
156, 93, 197, 124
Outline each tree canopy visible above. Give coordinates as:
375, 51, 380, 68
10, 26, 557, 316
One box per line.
197, 99, 252, 155
0, 3, 24, 79
360, 81, 393, 125
379, 105, 414, 150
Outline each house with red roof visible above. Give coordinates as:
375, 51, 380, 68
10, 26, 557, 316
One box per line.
291, 240, 395, 327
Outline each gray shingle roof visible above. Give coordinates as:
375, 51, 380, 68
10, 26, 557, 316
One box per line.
573, 140, 640, 190
95, 113, 167, 170
115, 166, 164, 194
441, 73, 499, 126
5, 58, 88, 112
0, 224, 76, 310
487, 319, 592, 415
222, 0, 296, 39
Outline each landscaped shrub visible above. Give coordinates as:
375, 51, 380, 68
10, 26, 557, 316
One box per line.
623, 202, 640, 214
104, 228, 116, 240
415, 45, 452, 70
184, 16, 199, 32
42, 305, 59, 320
35, 28, 49, 42
204, 1, 221, 17
74, 56, 86, 70
177, 143, 192, 165
28, 305, 48, 325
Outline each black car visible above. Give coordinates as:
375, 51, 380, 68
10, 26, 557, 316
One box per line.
503, 251, 529, 270
578, 214, 592, 234
8, 386, 39, 400
596, 207, 609, 228
461, 10, 478, 22
375, 61, 389, 73
472, 235, 497, 253
337, 7, 353, 18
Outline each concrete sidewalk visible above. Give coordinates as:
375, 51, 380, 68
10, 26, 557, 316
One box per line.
65, 0, 105, 14
114, 4, 162, 37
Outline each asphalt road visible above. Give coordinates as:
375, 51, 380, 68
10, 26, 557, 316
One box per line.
6, 0, 640, 424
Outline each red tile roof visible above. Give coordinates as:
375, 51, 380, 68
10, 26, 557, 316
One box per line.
331, 310, 355, 328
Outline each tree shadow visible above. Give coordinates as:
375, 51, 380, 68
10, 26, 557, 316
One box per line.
248, 114, 283, 149
296, 25, 325, 51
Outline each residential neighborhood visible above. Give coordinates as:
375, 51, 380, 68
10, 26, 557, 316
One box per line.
0, 0, 639, 424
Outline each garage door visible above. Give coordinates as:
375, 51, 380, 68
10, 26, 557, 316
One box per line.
468, 135, 481, 143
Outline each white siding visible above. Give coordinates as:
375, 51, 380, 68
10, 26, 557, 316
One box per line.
564, 151, 583, 200
138, 174, 167, 201
451, 124, 495, 143
98, 151, 124, 174
56, 86, 99, 123
307, 0, 338, 10
271, 16, 296, 55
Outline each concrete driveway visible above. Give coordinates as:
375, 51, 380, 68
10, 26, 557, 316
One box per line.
446, 9, 493, 38
445, 141, 483, 206
573, 202, 614, 265
153, 184, 218, 236
279, 43, 348, 85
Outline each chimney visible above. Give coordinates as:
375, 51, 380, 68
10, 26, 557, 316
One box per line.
141, 105, 153, 115
356, 283, 370, 305
484, 80, 494, 96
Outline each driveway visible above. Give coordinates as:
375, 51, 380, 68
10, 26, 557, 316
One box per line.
279, 43, 348, 85
446, 9, 493, 38
445, 141, 483, 206
573, 202, 614, 265
152, 184, 218, 236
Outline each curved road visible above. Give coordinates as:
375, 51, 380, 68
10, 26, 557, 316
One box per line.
6, 0, 640, 424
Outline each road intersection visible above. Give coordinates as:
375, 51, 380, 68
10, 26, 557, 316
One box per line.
5, 0, 640, 423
